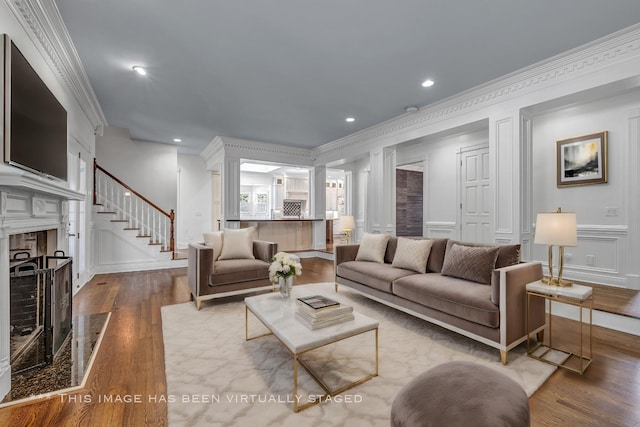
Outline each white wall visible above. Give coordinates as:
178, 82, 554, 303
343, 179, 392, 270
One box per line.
96, 126, 177, 213
177, 154, 211, 248
531, 90, 640, 287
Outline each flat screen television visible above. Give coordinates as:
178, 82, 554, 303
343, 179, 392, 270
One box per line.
3, 35, 68, 181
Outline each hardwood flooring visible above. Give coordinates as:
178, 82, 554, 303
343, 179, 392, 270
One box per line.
0, 257, 637, 426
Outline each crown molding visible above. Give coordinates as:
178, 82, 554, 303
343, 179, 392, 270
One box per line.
313, 23, 640, 162
5, 0, 107, 130
217, 136, 314, 166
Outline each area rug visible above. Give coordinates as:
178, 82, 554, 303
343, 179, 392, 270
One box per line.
162, 283, 555, 426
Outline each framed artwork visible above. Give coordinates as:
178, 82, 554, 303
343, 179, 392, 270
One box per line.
556, 131, 608, 188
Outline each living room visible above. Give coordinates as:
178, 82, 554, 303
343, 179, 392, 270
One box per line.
1, 1, 640, 425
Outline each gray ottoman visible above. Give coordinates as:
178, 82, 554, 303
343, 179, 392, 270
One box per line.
390, 361, 530, 427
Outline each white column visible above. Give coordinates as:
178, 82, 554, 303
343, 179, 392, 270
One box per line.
222, 156, 241, 228
383, 148, 396, 235
520, 111, 534, 260
626, 108, 640, 290
368, 149, 384, 233
0, 227, 11, 401
490, 112, 522, 244
311, 166, 326, 250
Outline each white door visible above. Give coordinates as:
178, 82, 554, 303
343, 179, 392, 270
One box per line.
67, 154, 87, 291
460, 146, 491, 243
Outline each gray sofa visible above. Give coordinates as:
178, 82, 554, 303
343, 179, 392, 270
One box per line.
335, 237, 545, 364
188, 240, 277, 310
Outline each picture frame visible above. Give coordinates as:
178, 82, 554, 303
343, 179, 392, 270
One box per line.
556, 131, 608, 188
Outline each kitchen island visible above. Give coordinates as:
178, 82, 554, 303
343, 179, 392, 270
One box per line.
232, 219, 322, 252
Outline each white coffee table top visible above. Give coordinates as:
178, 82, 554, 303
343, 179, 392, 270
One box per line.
526, 280, 593, 301
245, 289, 378, 354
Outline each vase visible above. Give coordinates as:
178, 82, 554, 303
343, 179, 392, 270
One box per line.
278, 276, 294, 300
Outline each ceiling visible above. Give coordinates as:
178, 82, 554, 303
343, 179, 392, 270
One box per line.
55, 1, 640, 155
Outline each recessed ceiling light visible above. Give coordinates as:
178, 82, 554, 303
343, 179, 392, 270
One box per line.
345, 117, 355, 123
421, 79, 434, 88
132, 65, 147, 76
173, 138, 182, 142
405, 105, 419, 113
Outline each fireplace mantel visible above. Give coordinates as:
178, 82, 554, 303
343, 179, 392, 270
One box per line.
0, 163, 85, 401
0, 164, 84, 202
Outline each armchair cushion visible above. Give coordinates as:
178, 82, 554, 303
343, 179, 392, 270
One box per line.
218, 227, 255, 260
203, 231, 223, 261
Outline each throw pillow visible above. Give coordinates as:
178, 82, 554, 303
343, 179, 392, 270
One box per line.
441, 244, 499, 285
218, 227, 255, 260
392, 238, 433, 273
203, 231, 224, 261
355, 233, 391, 263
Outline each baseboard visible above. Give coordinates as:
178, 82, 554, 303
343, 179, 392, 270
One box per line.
551, 302, 640, 336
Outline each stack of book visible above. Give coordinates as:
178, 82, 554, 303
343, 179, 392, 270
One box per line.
295, 295, 354, 330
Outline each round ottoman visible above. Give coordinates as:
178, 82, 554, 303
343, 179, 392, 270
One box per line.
390, 361, 530, 427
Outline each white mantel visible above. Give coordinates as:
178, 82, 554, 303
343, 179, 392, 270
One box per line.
0, 164, 84, 401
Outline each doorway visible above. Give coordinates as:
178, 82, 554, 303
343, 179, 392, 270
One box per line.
459, 146, 491, 243
396, 163, 424, 236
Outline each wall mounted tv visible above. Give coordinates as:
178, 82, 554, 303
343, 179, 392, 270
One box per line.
3, 35, 68, 181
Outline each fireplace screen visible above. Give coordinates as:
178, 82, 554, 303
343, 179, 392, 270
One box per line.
9, 254, 72, 371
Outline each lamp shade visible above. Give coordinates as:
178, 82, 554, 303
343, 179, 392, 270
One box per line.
339, 215, 355, 231
534, 212, 577, 247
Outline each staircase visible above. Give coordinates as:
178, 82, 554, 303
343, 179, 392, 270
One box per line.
92, 160, 181, 272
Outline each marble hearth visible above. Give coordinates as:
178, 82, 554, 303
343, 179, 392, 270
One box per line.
0, 165, 84, 401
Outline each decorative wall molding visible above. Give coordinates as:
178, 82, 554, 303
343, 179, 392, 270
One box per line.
425, 221, 456, 239
5, 0, 106, 129
313, 24, 640, 163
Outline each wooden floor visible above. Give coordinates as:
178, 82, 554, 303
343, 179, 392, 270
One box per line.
0, 257, 638, 426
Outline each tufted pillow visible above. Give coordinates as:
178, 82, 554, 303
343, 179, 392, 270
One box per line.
441, 244, 499, 285
392, 238, 433, 273
218, 227, 255, 260
203, 231, 224, 261
356, 233, 391, 263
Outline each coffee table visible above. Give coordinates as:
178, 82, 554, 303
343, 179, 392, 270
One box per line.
245, 290, 379, 412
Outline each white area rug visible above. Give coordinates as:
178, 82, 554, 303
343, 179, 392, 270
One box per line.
162, 283, 555, 426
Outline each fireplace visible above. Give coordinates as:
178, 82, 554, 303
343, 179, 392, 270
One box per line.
8, 231, 73, 372
0, 164, 85, 401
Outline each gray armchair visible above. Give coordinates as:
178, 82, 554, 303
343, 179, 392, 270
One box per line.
187, 240, 278, 310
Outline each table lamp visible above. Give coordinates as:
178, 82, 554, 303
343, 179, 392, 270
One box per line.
534, 208, 577, 287
339, 215, 355, 244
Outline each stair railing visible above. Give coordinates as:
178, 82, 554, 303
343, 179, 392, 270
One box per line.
93, 159, 175, 258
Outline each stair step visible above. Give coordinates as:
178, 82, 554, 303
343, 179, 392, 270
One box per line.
111, 220, 129, 223
123, 227, 140, 231
97, 211, 116, 215
148, 242, 162, 246
136, 234, 151, 238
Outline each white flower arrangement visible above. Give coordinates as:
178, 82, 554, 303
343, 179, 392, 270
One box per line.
269, 252, 302, 283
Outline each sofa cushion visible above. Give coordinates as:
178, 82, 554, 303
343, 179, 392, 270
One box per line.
426, 238, 449, 273
392, 238, 433, 274
203, 231, 223, 261
209, 258, 269, 286
337, 261, 416, 293
218, 227, 255, 260
441, 244, 499, 285
356, 233, 391, 263
446, 240, 521, 269
393, 274, 499, 328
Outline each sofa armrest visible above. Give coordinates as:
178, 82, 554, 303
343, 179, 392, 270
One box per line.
335, 244, 360, 265
188, 243, 214, 298
253, 240, 278, 263
495, 261, 545, 345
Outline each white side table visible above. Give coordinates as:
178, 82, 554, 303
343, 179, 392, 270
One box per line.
526, 280, 593, 374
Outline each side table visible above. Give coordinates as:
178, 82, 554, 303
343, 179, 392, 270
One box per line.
526, 280, 593, 374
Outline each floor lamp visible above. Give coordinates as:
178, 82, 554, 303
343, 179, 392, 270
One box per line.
339, 215, 355, 244
534, 208, 577, 287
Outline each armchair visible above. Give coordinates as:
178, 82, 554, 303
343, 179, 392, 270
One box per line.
188, 240, 278, 310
